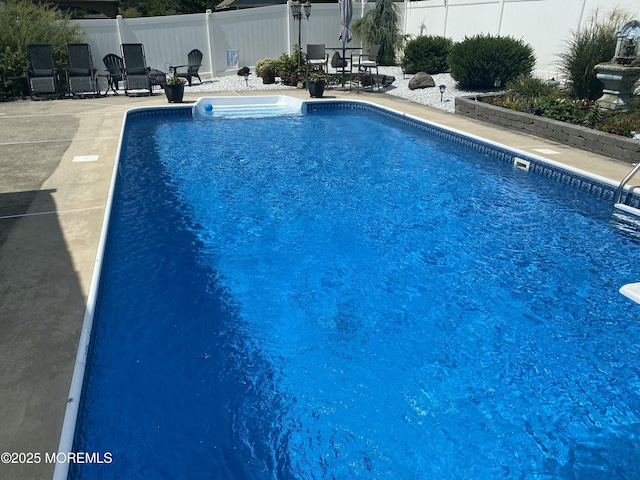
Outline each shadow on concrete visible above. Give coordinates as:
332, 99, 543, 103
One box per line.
0, 189, 86, 480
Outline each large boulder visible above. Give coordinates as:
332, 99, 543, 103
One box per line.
409, 72, 436, 90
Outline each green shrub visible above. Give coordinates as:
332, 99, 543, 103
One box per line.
506, 74, 556, 100
276, 50, 301, 86
536, 96, 590, 124
494, 75, 560, 115
257, 46, 305, 85
0, 0, 83, 77
255, 58, 278, 77
583, 105, 602, 128
401, 35, 452, 74
447, 34, 535, 89
493, 95, 525, 112
558, 9, 630, 100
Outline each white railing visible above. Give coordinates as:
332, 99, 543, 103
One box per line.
74, 0, 640, 81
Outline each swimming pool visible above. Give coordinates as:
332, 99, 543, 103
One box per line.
61, 98, 640, 479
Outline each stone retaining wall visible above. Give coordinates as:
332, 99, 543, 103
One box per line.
455, 94, 640, 164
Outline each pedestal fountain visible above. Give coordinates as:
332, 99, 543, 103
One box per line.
595, 20, 640, 111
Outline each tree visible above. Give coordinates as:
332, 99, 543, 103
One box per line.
0, 0, 83, 76
350, 0, 405, 66
119, 0, 213, 16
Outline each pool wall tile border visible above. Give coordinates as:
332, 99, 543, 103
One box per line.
307, 100, 639, 206
53, 98, 638, 480
126, 105, 192, 119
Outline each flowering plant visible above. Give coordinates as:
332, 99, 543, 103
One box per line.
166, 76, 186, 85
308, 67, 327, 83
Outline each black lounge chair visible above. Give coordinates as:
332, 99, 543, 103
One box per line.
121, 43, 152, 96
102, 53, 123, 94
66, 43, 99, 97
25, 44, 62, 100
173, 49, 203, 86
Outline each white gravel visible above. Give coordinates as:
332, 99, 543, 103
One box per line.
183, 66, 484, 113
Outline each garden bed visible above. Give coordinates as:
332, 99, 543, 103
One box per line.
455, 93, 640, 164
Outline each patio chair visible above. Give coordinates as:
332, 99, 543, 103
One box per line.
305, 44, 328, 85
121, 43, 152, 96
173, 49, 203, 86
350, 44, 380, 92
25, 44, 62, 100
66, 43, 99, 97
102, 54, 124, 94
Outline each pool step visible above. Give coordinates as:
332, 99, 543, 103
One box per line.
192, 95, 305, 120
620, 282, 640, 305
206, 104, 302, 119
614, 202, 640, 217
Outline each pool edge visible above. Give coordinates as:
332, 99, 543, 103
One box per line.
51, 105, 134, 480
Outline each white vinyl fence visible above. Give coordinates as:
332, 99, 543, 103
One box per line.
74, 0, 640, 82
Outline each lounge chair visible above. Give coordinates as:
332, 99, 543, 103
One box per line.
173, 49, 203, 86
66, 43, 99, 97
25, 44, 62, 100
121, 43, 152, 96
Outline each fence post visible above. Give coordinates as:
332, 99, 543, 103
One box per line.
497, 0, 505, 35
443, 0, 449, 37
286, 1, 292, 57
205, 9, 214, 80
577, 0, 587, 32
116, 14, 124, 45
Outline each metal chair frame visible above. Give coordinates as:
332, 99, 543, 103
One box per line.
350, 44, 381, 93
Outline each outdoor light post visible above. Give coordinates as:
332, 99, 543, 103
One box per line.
290, 0, 312, 68
439, 84, 446, 102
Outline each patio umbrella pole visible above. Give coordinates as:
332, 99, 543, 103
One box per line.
342, 41, 346, 89
338, 0, 352, 91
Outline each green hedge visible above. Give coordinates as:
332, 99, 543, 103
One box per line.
447, 34, 535, 89
401, 35, 452, 74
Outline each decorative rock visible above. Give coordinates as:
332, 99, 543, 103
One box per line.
409, 72, 435, 90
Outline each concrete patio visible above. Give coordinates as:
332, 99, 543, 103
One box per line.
0, 87, 636, 480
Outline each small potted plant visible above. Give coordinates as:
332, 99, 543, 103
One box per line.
308, 67, 327, 98
164, 75, 185, 103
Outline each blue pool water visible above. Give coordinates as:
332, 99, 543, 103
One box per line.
72, 106, 640, 479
